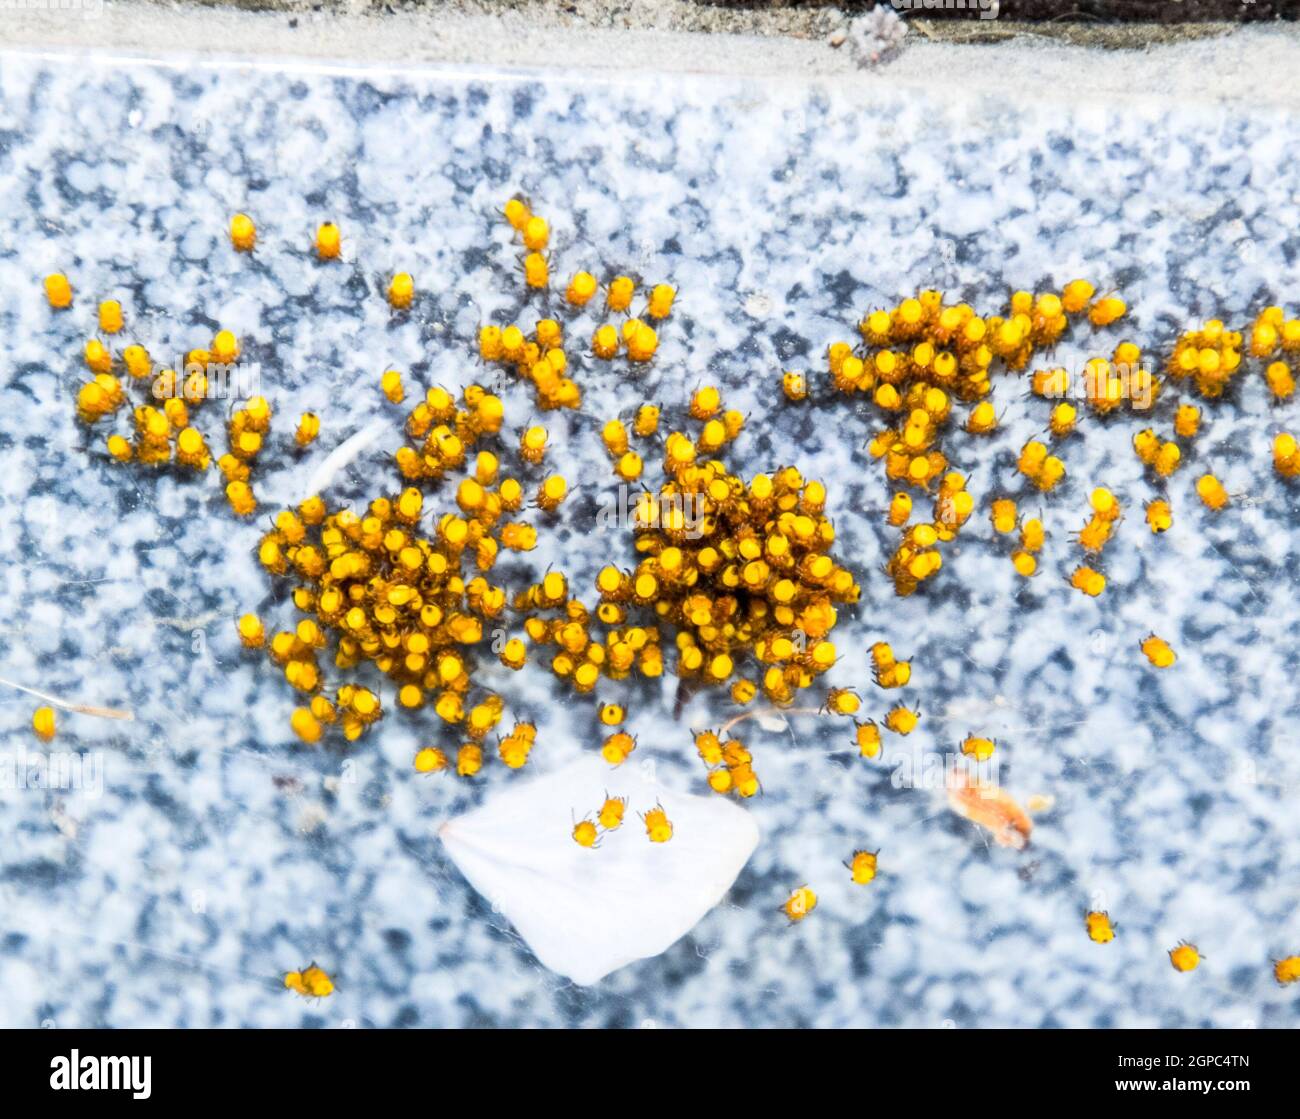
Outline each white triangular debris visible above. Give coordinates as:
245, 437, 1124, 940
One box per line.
440, 755, 760, 986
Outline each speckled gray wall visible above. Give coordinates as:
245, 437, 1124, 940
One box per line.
1, 51, 1298, 1027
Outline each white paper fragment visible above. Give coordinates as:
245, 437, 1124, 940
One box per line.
440, 756, 760, 986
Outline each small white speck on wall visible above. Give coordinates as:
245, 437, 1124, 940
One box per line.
839, 4, 909, 69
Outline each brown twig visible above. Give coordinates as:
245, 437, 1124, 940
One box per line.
0, 675, 134, 721
720, 705, 824, 736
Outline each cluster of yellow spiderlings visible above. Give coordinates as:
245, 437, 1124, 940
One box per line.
62, 284, 240, 480
238, 450, 540, 756
479, 316, 583, 412
1132, 425, 1182, 480
1068, 346, 1154, 418
881, 469, 973, 595
790, 280, 1300, 607
860, 640, 920, 742
481, 198, 675, 413
230, 379, 553, 765
809, 283, 1130, 594
694, 729, 761, 798
571, 794, 673, 847
1085, 916, 1300, 979
988, 496, 1047, 579
48, 195, 1300, 993
283, 963, 334, 998
572, 796, 619, 846
413, 720, 536, 777
685, 636, 920, 799
518, 576, 665, 695
219, 201, 730, 774
66, 201, 854, 763
840, 280, 1113, 414
621, 461, 857, 706
1168, 318, 1244, 398
1062, 486, 1121, 595
219, 391, 273, 515
214, 201, 697, 774
392, 381, 508, 488
238, 603, 386, 745
508, 370, 856, 708
869, 640, 910, 690
1015, 439, 1067, 493
64, 215, 412, 520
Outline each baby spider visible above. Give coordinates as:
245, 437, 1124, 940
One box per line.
1274, 955, 1300, 986
1085, 911, 1115, 944
853, 720, 882, 759
1145, 498, 1172, 533
606, 275, 636, 314
884, 704, 920, 735
824, 688, 861, 717
781, 886, 817, 922
601, 731, 636, 766
782, 370, 809, 402
1169, 941, 1201, 973
597, 795, 627, 831
572, 813, 600, 849
1140, 634, 1176, 668
847, 850, 879, 886
694, 729, 724, 766
641, 802, 673, 843
645, 283, 676, 320
284, 963, 334, 998
314, 222, 341, 260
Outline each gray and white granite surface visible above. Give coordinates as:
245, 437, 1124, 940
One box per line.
1, 46, 1299, 1028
